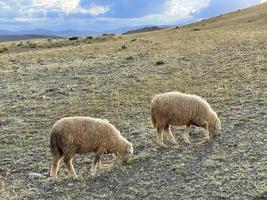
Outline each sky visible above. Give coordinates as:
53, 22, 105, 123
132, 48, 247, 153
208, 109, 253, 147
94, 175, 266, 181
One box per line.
0, 0, 266, 32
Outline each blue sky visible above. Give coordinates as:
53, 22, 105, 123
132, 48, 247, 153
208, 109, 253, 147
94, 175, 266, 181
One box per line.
0, 0, 266, 31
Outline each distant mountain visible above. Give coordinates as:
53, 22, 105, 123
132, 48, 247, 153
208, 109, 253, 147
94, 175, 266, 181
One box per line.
0, 29, 99, 38
0, 25, 174, 42
122, 26, 168, 35
0, 34, 61, 42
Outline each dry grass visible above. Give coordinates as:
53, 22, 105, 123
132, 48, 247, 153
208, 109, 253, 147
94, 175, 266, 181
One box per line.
0, 3, 266, 199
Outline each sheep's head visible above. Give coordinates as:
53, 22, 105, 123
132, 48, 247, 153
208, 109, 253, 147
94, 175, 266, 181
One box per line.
209, 118, 221, 136
121, 142, 133, 165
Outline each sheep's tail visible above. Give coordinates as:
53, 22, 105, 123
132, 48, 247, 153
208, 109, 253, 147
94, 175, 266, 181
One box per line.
150, 106, 157, 129
50, 130, 64, 158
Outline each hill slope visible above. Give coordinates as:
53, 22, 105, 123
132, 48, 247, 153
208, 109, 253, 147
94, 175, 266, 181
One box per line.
0, 3, 266, 200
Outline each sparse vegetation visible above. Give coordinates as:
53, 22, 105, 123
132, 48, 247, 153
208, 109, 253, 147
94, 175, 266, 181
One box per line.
0, 3, 266, 200
155, 60, 165, 65
121, 45, 127, 49
28, 42, 37, 48
69, 36, 79, 41
251, 185, 267, 199
126, 56, 134, 60
0, 47, 8, 53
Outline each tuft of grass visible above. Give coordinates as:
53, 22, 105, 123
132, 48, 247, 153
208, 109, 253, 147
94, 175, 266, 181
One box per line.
155, 60, 165, 65
251, 185, 267, 199
0, 47, 8, 53
69, 36, 79, 41
121, 45, 127, 49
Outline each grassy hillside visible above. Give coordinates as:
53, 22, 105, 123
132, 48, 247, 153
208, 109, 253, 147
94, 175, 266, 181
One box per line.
0, 3, 266, 199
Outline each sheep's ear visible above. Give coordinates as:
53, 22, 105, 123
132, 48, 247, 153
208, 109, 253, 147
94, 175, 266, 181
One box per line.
215, 120, 221, 130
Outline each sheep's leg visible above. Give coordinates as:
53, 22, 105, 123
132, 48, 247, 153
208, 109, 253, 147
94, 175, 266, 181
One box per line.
50, 155, 62, 178
63, 154, 77, 178
201, 122, 210, 141
91, 146, 105, 176
164, 126, 178, 145
91, 154, 101, 176
156, 127, 167, 147
184, 126, 191, 144
96, 160, 101, 170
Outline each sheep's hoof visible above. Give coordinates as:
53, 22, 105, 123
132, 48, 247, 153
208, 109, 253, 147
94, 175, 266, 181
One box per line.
184, 139, 191, 144
157, 142, 167, 148
49, 175, 57, 179
90, 169, 97, 176
73, 175, 78, 179
90, 171, 96, 176
170, 139, 178, 145
91, 172, 96, 176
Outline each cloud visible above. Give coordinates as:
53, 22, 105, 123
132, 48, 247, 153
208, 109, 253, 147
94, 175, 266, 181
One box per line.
166, 0, 209, 17
0, 0, 209, 30
0, 1, 10, 9
32, 0, 109, 16
32, 0, 79, 14
86, 5, 110, 16
161, 0, 210, 24
0, 0, 109, 19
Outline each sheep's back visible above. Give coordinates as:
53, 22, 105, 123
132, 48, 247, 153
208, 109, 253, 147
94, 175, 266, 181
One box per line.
51, 117, 119, 153
151, 92, 212, 125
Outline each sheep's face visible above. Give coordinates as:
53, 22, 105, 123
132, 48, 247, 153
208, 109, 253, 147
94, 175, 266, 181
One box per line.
209, 119, 221, 136
121, 143, 133, 165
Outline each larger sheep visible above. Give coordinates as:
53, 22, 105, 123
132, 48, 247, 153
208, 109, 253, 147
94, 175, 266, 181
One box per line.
150, 92, 221, 147
49, 117, 133, 178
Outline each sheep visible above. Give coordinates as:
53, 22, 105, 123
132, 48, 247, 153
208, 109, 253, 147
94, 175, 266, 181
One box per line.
49, 117, 133, 178
150, 92, 221, 147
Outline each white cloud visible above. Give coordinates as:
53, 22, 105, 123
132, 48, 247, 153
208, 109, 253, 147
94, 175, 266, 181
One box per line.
86, 6, 110, 16
15, 17, 45, 22
10, 0, 210, 27
32, 0, 109, 16
33, 0, 79, 13
0, 1, 10, 9
122, 0, 210, 25
166, 0, 210, 15
86, 0, 211, 27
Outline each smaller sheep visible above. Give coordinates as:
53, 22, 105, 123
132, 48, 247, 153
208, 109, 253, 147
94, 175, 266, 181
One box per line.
49, 117, 133, 178
150, 92, 221, 147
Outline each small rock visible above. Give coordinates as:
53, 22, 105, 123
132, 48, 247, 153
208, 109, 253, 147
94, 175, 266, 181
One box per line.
67, 183, 74, 187
19, 104, 27, 111
67, 85, 77, 91
29, 172, 44, 180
